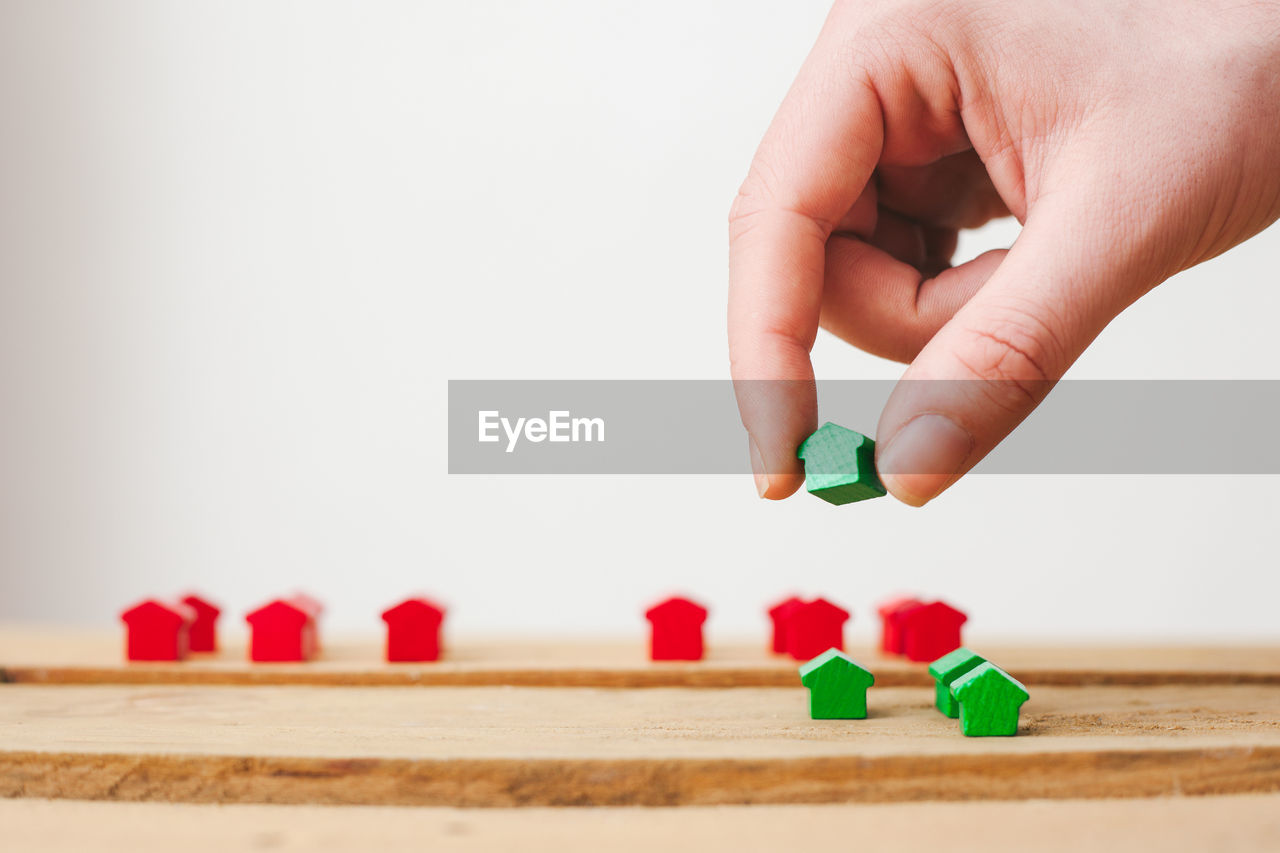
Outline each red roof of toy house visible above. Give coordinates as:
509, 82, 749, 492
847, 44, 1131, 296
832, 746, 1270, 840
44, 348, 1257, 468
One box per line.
180, 593, 221, 620
645, 596, 709, 624
121, 599, 195, 628
381, 597, 446, 625
246, 598, 312, 628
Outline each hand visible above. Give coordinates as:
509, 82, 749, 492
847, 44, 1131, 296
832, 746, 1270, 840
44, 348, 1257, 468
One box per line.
728, 0, 1280, 505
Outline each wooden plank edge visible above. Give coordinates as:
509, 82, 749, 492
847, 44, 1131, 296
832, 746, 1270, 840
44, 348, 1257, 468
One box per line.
3, 747, 1279, 807
0, 666, 810, 688
2, 666, 1279, 688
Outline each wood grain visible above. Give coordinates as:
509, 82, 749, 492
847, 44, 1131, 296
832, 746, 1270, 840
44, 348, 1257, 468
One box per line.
3, 626, 1279, 687
7, 796, 1280, 853
3, 683, 1280, 806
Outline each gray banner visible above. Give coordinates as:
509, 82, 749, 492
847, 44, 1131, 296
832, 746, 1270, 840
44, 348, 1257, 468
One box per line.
447, 380, 1280, 474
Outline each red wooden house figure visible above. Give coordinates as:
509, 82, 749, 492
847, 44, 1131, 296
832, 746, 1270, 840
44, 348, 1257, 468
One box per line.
180, 593, 221, 653
245, 596, 322, 662
381, 597, 446, 662
120, 599, 196, 661
767, 596, 803, 654
876, 595, 923, 655
645, 596, 708, 661
898, 600, 968, 662
785, 598, 850, 661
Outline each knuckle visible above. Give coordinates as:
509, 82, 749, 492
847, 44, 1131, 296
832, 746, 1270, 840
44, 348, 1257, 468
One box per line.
728, 187, 763, 240
843, 0, 943, 58
952, 306, 1063, 411
728, 160, 783, 239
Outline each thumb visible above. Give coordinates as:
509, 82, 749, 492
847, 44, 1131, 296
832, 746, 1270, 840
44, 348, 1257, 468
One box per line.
874, 200, 1140, 506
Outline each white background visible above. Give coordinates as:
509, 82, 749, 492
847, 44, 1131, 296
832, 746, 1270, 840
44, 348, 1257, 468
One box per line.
1, 1, 1277, 643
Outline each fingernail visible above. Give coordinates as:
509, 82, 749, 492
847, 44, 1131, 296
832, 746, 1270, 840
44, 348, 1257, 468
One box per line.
877, 414, 973, 507
749, 435, 771, 498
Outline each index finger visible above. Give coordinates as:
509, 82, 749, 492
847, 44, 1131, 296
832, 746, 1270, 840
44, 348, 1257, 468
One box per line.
728, 27, 885, 498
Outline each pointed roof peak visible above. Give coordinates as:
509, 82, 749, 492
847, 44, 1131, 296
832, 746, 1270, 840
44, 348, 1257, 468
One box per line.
382, 597, 446, 622
877, 595, 923, 617
768, 596, 804, 618
798, 422, 865, 453
927, 647, 985, 679
121, 598, 195, 624
797, 423, 873, 470
952, 661, 1029, 701
245, 598, 310, 625
903, 599, 967, 623
797, 597, 851, 621
798, 647, 874, 682
645, 596, 708, 622
180, 593, 221, 617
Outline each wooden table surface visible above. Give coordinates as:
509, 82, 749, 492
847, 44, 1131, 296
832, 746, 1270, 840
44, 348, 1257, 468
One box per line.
4, 626, 1279, 687
7, 796, 1280, 853
3, 626, 1279, 848
4, 682, 1280, 805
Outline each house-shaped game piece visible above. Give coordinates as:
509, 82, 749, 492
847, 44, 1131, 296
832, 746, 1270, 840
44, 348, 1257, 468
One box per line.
876, 596, 923, 655
796, 422, 887, 505
898, 600, 968, 662
798, 648, 875, 719
767, 596, 804, 654
785, 598, 850, 661
120, 599, 196, 661
950, 662, 1029, 736
645, 596, 708, 661
180, 593, 221, 653
245, 596, 322, 662
927, 647, 987, 718
381, 597, 446, 662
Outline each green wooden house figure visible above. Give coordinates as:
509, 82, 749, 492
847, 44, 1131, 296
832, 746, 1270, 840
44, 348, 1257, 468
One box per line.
797, 648, 875, 719
927, 647, 987, 718
950, 662, 1030, 736
796, 422, 887, 505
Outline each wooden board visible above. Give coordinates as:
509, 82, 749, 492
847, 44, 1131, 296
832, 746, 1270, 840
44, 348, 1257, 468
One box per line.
4, 682, 1280, 806
6, 796, 1280, 853
4, 626, 1279, 687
